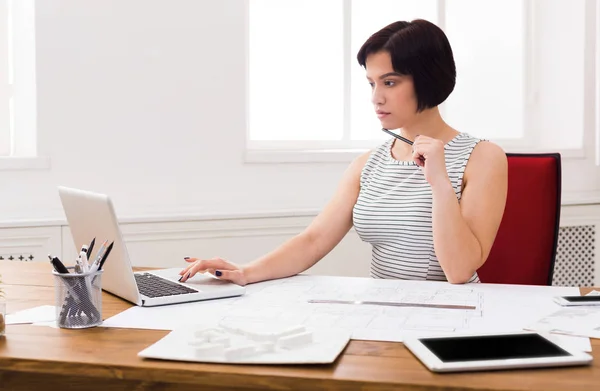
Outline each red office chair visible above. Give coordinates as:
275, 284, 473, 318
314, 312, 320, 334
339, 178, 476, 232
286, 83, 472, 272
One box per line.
477, 153, 561, 285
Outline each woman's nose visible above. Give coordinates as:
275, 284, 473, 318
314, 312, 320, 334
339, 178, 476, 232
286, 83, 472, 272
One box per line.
371, 86, 385, 106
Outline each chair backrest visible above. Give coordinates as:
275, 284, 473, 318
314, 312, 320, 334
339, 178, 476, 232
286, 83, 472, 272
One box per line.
477, 153, 561, 285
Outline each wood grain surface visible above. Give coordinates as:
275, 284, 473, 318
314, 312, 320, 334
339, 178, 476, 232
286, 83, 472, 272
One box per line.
0, 261, 598, 391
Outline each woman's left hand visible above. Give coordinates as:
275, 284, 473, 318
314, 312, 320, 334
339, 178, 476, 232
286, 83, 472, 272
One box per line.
412, 135, 451, 187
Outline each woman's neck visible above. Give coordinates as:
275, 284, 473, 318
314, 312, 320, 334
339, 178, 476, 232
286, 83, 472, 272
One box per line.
400, 107, 458, 143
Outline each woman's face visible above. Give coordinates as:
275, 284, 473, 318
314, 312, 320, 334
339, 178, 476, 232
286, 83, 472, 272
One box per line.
365, 51, 418, 130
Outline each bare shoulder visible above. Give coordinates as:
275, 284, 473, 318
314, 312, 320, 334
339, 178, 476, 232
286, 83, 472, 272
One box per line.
353, 150, 373, 169
345, 150, 373, 177
333, 150, 375, 191
464, 141, 508, 182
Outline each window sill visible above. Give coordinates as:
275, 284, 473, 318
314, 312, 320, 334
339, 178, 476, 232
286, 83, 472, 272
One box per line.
0, 156, 51, 171
245, 147, 587, 164
562, 191, 600, 206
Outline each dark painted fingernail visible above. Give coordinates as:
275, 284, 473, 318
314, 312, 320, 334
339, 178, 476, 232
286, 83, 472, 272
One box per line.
184, 257, 190, 260
215, 270, 222, 277
178, 275, 183, 282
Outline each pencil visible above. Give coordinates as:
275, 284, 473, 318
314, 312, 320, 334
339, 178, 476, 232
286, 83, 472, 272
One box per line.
87, 237, 96, 259
381, 128, 413, 146
98, 241, 114, 270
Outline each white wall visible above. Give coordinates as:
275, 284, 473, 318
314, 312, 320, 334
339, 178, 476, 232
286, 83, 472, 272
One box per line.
0, 0, 347, 222
0, 0, 598, 283
0, 0, 598, 221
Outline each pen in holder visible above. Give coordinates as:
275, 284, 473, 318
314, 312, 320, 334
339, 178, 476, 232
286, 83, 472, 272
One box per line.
52, 268, 103, 329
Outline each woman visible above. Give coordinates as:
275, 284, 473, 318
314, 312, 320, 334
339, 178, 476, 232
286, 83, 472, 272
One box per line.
180, 19, 507, 285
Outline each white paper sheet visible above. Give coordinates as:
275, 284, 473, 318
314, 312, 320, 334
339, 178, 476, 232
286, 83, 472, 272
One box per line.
102, 275, 580, 343
527, 306, 600, 339
138, 322, 351, 364
586, 290, 600, 296
31, 321, 59, 328
6, 305, 56, 325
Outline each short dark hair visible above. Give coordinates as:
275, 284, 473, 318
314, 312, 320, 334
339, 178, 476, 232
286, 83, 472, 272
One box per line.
357, 19, 456, 112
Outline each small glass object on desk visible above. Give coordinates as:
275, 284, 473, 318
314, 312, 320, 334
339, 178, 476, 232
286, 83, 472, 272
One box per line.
0, 297, 6, 337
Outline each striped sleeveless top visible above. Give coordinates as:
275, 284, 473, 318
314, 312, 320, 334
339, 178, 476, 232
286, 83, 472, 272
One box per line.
353, 133, 482, 283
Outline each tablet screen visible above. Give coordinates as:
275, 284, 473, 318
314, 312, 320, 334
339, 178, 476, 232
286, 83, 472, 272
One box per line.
563, 296, 600, 302
420, 334, 572, 363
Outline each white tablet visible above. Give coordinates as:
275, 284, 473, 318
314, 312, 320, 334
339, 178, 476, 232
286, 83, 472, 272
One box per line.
404, 331, 593, 373
554, 295, 600, 306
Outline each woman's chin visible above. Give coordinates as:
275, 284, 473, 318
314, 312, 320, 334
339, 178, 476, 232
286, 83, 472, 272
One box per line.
379, 118, 401, 129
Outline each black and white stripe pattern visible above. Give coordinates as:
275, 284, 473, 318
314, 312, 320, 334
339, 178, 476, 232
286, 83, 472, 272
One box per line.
353, 133, 481, 283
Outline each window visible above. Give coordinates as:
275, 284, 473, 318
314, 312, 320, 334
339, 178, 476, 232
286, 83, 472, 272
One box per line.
247, 0, 590, 160
443, 0, 524, 141
597, 0, 600, 166
0, 0, 11, 156
0, 0, 39, 166
248, 0, 344, 144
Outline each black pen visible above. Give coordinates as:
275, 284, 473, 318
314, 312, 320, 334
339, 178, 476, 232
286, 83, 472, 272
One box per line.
381, 128, 426, 165
48, 254, 70, 274
381, 128, 413, 146
87, 237, 96, 259
98, 241, 114, 270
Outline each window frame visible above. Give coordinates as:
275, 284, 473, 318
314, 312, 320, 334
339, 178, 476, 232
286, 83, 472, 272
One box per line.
0, 0, 47, 171
244, 0, 591, 163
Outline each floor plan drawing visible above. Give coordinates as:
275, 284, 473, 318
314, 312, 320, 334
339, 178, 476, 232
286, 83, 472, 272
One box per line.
103, 274, 578, 342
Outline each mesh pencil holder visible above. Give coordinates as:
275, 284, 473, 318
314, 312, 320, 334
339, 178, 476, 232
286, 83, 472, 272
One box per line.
52, 268, 103, 329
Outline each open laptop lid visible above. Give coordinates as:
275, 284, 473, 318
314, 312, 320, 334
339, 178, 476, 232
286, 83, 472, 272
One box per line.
58, 186, 143, 306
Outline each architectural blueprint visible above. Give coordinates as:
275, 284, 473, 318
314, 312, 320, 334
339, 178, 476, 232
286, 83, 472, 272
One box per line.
103, 274, 579, 342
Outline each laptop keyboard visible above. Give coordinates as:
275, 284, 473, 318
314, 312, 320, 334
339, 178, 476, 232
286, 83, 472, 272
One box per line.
134, 273, 198, 298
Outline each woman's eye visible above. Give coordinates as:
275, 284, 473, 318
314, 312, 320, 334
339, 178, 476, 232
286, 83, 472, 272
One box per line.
384, 80, 395, 87
368, 82, 375, 88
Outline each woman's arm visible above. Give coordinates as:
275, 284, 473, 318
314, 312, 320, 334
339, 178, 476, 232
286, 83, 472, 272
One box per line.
179, 152, 371, 285
430, 141, 508, 283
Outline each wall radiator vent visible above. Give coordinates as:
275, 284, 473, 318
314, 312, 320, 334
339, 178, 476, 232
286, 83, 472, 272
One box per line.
553, 225, 595, 287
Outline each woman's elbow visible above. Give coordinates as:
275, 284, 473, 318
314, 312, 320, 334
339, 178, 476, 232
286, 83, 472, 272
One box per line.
446, 273, 472, 284
444, 248, 485, 284
444, 266, 478, 284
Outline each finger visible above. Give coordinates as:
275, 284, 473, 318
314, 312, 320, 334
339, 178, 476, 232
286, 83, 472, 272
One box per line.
179, 263, 194, 276
214, 269, 247, 286
180, 262, 206, 282
181, 258, 236, 282
179, 267, 215, 282
196, 257, 236, 270
179, 257, 199, 276
178, 267, 193, 280
412, 150, 425, 167
179, 262, 198, 275
179, 259, 203, 278
179, 257, 225, 275
412, 140, 431, 150
412, 135, 425, 144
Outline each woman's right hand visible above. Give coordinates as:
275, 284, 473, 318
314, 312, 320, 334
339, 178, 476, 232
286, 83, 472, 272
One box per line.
178, 257, 248, 286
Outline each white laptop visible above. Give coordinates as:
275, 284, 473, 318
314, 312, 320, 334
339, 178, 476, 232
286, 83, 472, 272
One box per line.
58, 186, 245, 307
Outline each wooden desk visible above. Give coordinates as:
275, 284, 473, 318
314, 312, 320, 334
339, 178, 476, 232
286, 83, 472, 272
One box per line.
0, 261, 598, 391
